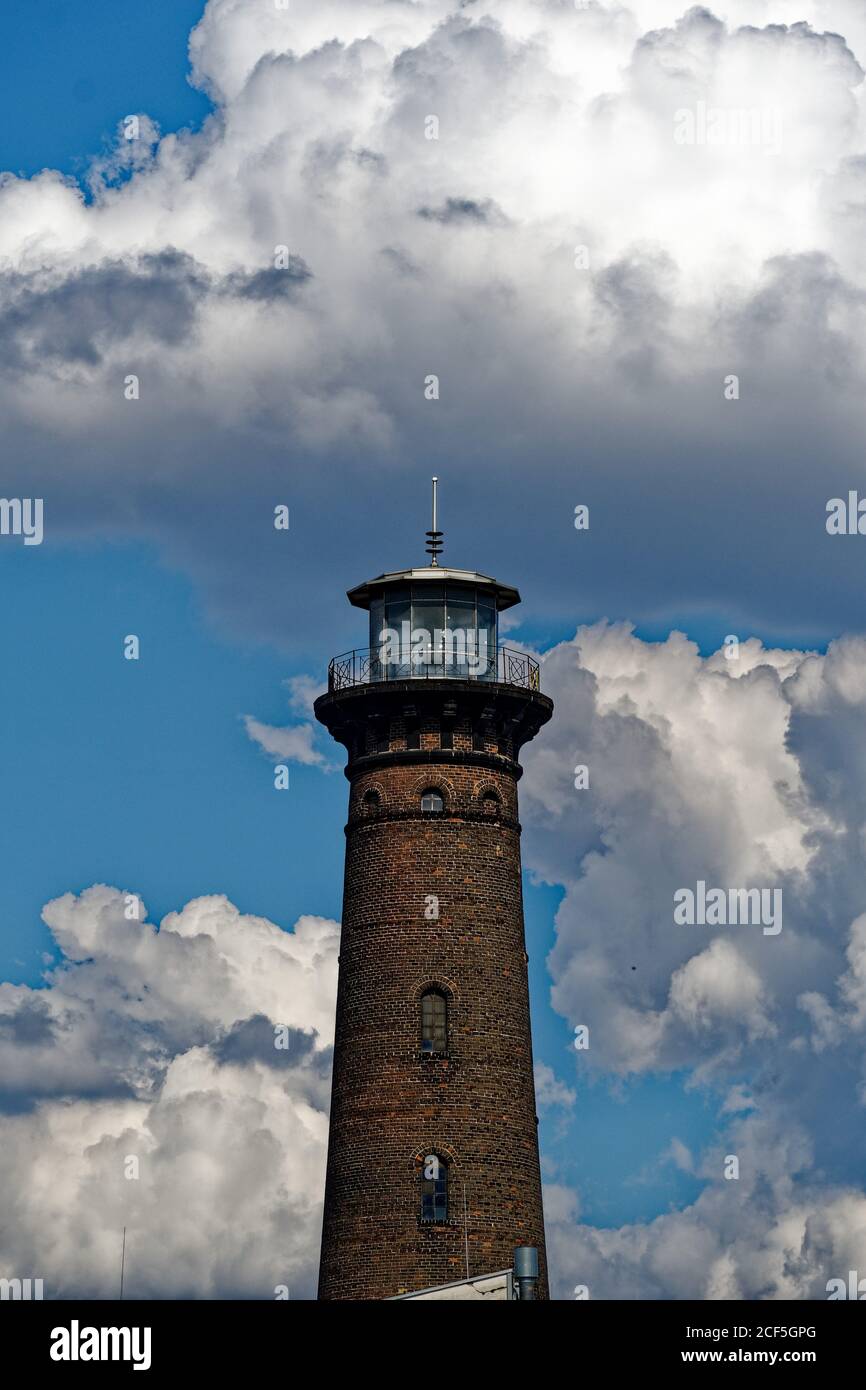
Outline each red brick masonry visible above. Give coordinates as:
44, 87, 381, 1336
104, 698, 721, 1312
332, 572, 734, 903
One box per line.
315, 680, 553, 1300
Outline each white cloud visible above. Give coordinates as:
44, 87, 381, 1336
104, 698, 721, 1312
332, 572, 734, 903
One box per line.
283, 674, 322, 716
0, 886, 339, 1298
2, 2, 866, 642
665, 1137, 694, 1174
535, 1061, 577, 1110
519, 621, 866, 1296
243, 714, 329, 766
669, 938, 775, 1040
521, 623, 832, 1075
548, 1114, 866, 1300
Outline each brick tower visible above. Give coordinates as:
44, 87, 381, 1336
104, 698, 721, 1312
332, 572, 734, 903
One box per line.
315, 482, 553, 1300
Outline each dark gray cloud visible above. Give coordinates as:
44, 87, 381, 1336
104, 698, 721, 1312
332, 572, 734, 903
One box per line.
0, 250, 208, 369
0, 997, 55, 1047
224, 260, 312, 301
416, 196, 505, 224
212, 1013, 322, 1067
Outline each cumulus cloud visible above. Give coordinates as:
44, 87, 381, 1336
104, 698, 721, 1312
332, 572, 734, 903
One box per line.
535, 1061, 577, 1111
548, 1106, 866, 1300
283, 673, 323, 715
243, 670, 341, 766
0, 886, 339, 1298
523, 623, 824, 1074
243, 713, 330, 766
518, 622, 866, 1296
3, 1, 866, 646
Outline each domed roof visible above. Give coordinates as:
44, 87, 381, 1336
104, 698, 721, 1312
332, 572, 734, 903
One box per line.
346, 567, 520, 612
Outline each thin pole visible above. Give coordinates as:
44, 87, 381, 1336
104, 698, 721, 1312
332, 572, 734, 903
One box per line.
119, 1226, 126, 1301
462, 1180, 469, 1281
425, 475, 443, 564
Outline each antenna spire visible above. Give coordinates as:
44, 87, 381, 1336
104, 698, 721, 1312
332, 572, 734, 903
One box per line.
425, 476, 443, 565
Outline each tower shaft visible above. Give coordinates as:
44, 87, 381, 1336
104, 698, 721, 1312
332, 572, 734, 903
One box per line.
315, 677, 552, 1300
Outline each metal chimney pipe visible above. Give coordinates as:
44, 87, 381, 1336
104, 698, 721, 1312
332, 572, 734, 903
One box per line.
513, 1245, 539, 1300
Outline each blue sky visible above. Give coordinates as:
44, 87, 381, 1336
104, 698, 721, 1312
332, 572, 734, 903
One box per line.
0, 543, 344, 979
0, 1, 211, 180
2, 0, 866, 1299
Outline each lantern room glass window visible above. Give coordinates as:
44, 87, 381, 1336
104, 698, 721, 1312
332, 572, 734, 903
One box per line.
370, 582, 497, 680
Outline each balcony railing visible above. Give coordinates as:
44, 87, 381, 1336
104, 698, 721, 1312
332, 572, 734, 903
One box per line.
328, 645, 541, 693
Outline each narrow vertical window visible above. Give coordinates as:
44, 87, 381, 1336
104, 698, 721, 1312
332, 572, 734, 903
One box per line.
371, 719, 389, 753
420, 1154, 448, 1223
420, 989, 448, 1054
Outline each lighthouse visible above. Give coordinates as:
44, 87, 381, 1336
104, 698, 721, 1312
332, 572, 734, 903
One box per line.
315, 482, 553, 1300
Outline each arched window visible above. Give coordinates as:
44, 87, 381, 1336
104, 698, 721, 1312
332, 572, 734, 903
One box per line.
363, 788, 380, 811
420, 989, 448, 1054
420, 1153, 448, 1223
420, 788, 444, 813
481, 790, 500, 815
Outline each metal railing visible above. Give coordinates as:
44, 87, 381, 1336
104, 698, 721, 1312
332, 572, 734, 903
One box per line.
327, 646, 541, 693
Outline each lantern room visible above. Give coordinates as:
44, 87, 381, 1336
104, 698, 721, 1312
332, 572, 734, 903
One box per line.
345, 566, 519, 681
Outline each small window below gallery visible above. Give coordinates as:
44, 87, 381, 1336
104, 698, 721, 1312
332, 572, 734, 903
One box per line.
420, 1154, 448, 1224
440, 723, 454, 751
420, 788, 444, 813
405, 721, 421, 751
371, 720, 389, 753
472, 729, 486, 752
